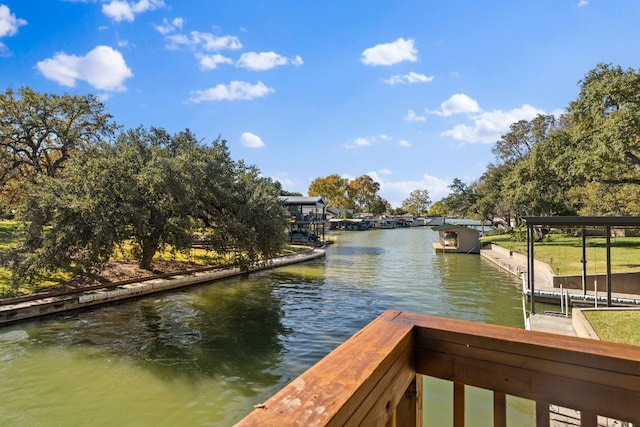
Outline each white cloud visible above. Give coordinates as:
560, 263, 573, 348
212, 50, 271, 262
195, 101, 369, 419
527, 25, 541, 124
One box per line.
0, 4, 26, 55
361, 37, 417, 66
345, 134, 392, 149
273, 171, 296, 189
163, 30, 242, 51
102, 0, 165, 22
384, 71, 433, 85
236, 51, 303, 71
348, 137, 372, 148
154, 17, 183, 35
429, 93, 481, 116
194, 31, 242, 51
156, 20, 303, 74
195, 53, 232, 70
36, 45, 133, 91
442, 104, 546, 144
163, 33, 190, 49
367, 171, 450, 208
0, 5, 26, 37
404, 109, 426, 122
239, 132, 265, 148
577, 0, 588, 6
188, 80, 274, 103
398, 139, 411, 147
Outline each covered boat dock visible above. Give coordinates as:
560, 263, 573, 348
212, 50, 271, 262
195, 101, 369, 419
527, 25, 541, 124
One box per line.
522, 216, 640, 313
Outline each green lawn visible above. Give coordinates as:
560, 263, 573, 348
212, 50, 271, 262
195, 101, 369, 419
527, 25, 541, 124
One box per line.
583, 310, 640, 345
483, 233, 640, 276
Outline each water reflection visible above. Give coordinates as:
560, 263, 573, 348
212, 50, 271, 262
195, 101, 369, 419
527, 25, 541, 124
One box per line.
25, 280, 286, 387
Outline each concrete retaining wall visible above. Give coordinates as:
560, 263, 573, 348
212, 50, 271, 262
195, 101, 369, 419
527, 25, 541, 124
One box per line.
480, 244, 556, 287
554, 272, 640, 294
0, 249, 325, 325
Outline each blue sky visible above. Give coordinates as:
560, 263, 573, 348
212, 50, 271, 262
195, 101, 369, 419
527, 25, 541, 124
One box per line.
1, 1, 639, 207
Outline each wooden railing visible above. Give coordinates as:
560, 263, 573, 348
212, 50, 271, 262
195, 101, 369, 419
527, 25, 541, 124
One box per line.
236, 310, 640, 426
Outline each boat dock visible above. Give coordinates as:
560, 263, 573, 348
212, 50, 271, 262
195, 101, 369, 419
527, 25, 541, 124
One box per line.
481, 243, 640, 336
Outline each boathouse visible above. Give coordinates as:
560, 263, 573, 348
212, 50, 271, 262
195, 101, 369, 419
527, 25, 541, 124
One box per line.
432, 223, 480, 254
279, 196, 326, 245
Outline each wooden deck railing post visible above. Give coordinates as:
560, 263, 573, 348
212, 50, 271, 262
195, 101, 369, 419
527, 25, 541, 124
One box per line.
454, 382, 465, 427
536, 399, 550, 426
581, 411, 598, 427
493, 392, 506, 427
387, 374, 423, 427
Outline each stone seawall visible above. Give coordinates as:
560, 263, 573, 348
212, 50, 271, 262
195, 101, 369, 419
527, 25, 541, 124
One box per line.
0, 249, 325, 325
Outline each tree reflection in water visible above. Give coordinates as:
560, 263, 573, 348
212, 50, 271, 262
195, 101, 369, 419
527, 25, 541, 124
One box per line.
25, 277, 287, 393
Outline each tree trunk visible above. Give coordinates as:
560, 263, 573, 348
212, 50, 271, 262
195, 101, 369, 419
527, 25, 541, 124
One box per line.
138, 234, 159, 270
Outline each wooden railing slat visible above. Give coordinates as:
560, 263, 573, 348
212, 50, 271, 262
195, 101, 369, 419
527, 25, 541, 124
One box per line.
535, 402, 550, 427
413, 334, 640, 392
453, 382, 464, 427
493, 392, 506, 427
408, 314, 640, 381
581, 411, 598, 427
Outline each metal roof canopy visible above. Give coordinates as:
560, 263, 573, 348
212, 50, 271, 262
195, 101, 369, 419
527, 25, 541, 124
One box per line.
279, 196, 325, 207
522, 216, 640, 313
523, 216, 640, 227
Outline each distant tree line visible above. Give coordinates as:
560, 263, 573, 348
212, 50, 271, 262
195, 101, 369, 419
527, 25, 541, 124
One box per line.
436, 63, 640, 226
0, 87, 289, 285
307, 173, 431, 217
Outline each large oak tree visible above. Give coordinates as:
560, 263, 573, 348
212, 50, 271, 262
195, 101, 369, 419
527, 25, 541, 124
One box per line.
0, 87, 116, 214
568, 63, 640, 185
13, 127, 288, 283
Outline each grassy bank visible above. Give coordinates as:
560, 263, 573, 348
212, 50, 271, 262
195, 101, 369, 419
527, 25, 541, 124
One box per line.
0, 220, 309, 297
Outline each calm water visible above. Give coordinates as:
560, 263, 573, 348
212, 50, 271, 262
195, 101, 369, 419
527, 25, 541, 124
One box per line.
0, 228, 533, 426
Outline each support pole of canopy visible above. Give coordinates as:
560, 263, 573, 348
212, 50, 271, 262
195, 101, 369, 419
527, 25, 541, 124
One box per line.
526, 224, 530, 291
582, 228, 587, 298
606, 225, 612, 307
529, 223, 536, 315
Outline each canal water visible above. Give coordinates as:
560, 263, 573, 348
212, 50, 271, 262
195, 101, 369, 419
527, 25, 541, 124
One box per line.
0, 228, 535, 426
